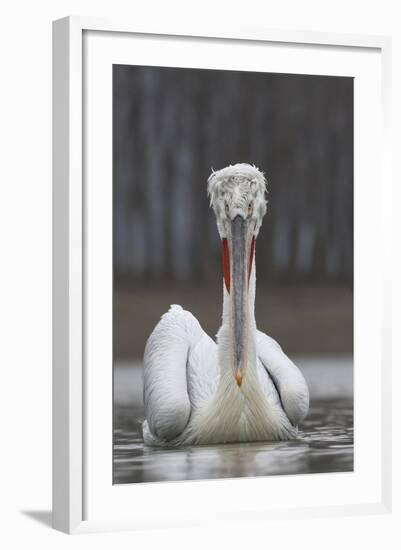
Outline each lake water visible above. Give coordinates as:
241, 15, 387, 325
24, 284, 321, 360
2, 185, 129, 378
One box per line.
113, 397, 353, 484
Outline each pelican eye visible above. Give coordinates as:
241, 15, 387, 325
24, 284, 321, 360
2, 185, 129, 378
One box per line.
225, 202, 229, 215
247, 202, 253, 216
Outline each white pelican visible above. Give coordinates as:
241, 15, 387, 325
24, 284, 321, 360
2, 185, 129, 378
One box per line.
142, 163, 309, 446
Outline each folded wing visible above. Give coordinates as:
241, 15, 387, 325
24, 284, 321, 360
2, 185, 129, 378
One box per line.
143, 305, 204, 442
256, 330, 309, 426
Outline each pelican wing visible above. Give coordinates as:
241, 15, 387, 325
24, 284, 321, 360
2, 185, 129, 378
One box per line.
256, 330, 309, 426
143, 305, 205, 442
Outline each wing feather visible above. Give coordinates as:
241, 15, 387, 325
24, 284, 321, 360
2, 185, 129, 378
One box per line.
256, 330, 309, 426
143, 305, 203, 441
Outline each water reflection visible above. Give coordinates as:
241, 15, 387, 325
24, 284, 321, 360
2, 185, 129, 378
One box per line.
113, 399, 353, 484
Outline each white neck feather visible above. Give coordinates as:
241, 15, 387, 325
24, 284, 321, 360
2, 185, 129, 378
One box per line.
177, 252, 295, 444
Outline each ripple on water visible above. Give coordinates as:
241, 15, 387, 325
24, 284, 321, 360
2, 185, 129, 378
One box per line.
113, 398, 353, 484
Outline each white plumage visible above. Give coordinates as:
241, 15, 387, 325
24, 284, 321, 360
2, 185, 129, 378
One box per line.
142, 164, 309, 446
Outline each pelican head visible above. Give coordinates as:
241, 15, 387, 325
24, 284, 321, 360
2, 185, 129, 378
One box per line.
207, 164, 267, 387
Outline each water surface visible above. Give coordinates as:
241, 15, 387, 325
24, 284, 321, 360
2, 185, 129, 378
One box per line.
113, 398, 353, 484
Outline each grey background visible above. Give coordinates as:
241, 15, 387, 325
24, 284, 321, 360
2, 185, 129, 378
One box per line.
113, 65, 353, 359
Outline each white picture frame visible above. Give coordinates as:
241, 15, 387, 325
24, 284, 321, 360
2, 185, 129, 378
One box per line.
52, 16, 392, 534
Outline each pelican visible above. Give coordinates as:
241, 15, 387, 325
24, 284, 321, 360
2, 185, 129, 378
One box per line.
142, 163, 309, 446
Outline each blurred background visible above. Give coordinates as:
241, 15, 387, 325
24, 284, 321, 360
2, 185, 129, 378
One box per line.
113, 65, 353, 361
112, 64, 354, 483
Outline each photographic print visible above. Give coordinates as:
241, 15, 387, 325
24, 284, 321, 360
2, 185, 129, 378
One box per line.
113, 65, 353, 484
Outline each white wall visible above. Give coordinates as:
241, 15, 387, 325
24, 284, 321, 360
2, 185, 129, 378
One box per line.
0, 1, 399, 548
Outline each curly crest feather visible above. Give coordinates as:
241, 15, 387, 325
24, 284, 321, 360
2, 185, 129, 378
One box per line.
207, 163, 268, 238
